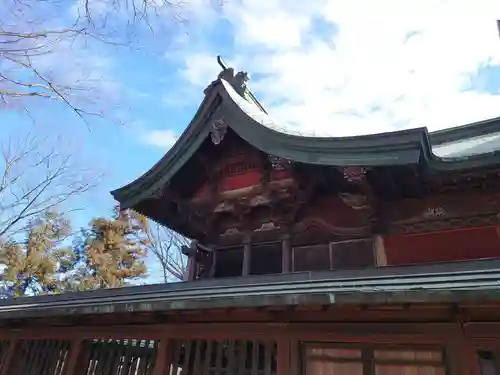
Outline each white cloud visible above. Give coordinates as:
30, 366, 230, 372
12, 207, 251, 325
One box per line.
181, 53, 222, 88
141, 129, 179, 148
178, 0, 500, 136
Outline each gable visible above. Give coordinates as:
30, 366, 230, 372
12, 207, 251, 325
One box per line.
111, 65, 500, 229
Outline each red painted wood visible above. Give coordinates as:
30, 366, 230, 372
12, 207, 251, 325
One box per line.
193, 170, 262, 198
384, 226, 500, 266
62, 340, 83, 375
194, 183, 211, 199
219, 170, 261, 191
270, 170, 291, 181
277, 338, 291, 375
152, 340, 172, 375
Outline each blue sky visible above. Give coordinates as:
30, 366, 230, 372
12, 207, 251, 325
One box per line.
3, 0, 500, 281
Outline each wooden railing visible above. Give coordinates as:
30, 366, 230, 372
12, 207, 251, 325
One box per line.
81, 339, 158, 375
0, 337, 278, 375
0, 339, 159, 375
0, 320, 498, 375
7, 340, 70, 375
169, 339, 277, 375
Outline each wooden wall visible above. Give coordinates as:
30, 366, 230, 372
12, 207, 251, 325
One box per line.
384, 226, 500, 266
1, 319, 500, 375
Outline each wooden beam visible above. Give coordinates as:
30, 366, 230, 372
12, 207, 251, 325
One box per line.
453, 333, 482, 375
182, 242, 198, 281
153, 339, 173, 375
290, 340, 299, 375
277, 338, 291, 375
62, 339, 83, 375
0, 339, 17, 375
0, 322, 460, 342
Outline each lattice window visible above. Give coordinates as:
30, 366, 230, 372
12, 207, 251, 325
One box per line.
292, 239, 375, 272
302, 343, 447, 375
81, 339, 158, 375
293, 244, 330, 272
250, 243, 282, 275
7, 339, 70, 375
214, 248, 244, 278
169, 339, 277, 375
330, 239, 374, 270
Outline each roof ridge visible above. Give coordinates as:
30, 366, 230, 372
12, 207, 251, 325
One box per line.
203, 55, 268, 114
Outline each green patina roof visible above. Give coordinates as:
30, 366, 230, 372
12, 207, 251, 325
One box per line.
111, 68, 500, 210
0, 258, 499, 320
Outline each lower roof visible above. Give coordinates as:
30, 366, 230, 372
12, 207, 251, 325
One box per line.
1, 258, 500, 321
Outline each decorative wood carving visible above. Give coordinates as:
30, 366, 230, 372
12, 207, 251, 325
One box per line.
390, 212, 500, 235
268, 155, 291, 171
341, 167, 367, 183
214, 201, 234, 212
254, 222, 278, 231
294, 217, 370, 238
338, 192, 370, 211
222, 227, 240, 236
388, 192, 500, 226
422, 207, 446, 219
424, 167, 500, 195
205, 65, 250, 96
249, 195, 270, 206
210, 118, 228, 145
337, 167, 379, 232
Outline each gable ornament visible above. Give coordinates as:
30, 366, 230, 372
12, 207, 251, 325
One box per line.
268, 154, 291, 170
210, 118, 228, 145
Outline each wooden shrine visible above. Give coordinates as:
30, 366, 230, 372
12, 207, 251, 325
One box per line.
1, 57, 500, 375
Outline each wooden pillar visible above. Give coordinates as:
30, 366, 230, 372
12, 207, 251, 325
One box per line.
242, 235, 251, 276
182, 243, 197, 281
448, 319, 482, 375
62, 339, 83, 375
461, 337, 482, 375
186, 256, 196, 281
153, 339, 173, 375
282, 234, 291, 273
373, 234, 387, 267
450, 337, 482, 375
289, 340, 299, 375
0, 339, 18, 375
277, 338, 291, 375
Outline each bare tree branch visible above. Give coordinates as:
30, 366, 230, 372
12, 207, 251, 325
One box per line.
142, 220, 188, 282
0, 0, 222, 126
0, 133, 101, 239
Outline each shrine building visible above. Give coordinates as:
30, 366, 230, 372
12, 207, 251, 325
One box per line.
1, 57, 500, 375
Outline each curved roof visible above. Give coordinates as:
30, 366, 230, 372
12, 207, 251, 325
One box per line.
111, 71, 500, 209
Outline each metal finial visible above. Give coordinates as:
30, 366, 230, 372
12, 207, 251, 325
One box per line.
217, 55, 229, 70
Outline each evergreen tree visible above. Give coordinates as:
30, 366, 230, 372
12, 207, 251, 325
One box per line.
0, 207, 150, 296
0, 211, 75, 297
79, 208, 148, 289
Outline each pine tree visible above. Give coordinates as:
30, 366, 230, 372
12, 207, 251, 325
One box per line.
0, 211, 75, 297
80, 208, 148, 289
